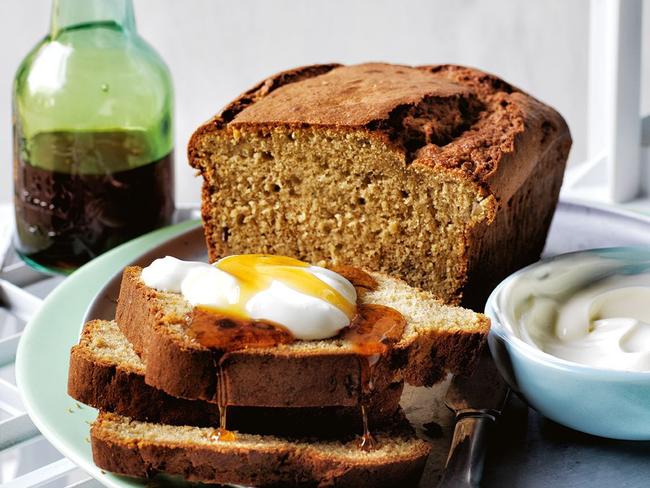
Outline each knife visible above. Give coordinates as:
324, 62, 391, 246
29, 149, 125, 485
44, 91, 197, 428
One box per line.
437, 349, 510, 488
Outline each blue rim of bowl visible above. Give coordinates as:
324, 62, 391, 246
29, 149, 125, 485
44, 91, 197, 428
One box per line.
485, 246, 650, 381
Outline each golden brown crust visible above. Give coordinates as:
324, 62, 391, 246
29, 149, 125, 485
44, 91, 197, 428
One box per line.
187, 63, 339, 165
461, 123, 571, 310
399, 325, 488, 385
91, 412, 431, 487
188, 62, 571, 203
115, 267, 489, 405
231, 63, 474, 127
68, 339, 220, 427
116, 267, 220, 400
418, 64, 572, 204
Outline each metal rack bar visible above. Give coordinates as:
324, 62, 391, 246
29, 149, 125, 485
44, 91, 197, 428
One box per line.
4, 458, 80, 488
0, 205, 201, 487
0, 261, 99, 487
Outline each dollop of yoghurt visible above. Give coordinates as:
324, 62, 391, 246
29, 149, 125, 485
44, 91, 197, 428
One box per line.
141, 255, 357, 341
504, 255, 650, 371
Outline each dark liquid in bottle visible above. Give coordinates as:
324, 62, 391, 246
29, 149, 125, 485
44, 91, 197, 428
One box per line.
13, 130, 174, 273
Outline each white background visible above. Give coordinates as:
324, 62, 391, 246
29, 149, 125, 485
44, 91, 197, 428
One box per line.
2, 0, 650, 204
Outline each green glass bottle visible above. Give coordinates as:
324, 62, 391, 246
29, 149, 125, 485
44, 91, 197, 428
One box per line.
13, 0, 174, 274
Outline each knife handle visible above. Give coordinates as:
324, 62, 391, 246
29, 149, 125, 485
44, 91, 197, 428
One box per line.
436, 410, 497, 488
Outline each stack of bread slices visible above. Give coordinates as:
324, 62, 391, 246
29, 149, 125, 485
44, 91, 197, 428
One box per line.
69, 263, 489, 486
68, 62, 570, 486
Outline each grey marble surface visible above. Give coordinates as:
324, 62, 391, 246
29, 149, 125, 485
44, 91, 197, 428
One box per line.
484, 395, 650, 488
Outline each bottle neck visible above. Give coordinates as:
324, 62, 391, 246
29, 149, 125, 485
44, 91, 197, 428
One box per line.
50, 0, 136, 37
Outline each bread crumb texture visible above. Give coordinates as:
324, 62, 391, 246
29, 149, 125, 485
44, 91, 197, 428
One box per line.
76, 320, 144, 374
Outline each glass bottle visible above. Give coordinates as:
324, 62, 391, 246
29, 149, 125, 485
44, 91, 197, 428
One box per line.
13, 0, 174, 274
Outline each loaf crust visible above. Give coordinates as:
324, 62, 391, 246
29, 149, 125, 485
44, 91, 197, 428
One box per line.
115, 266, 489, 406
462, 115, 570, 309
91, 412, 431, 487
188, 63, 572, 305
191, 63, 569, 205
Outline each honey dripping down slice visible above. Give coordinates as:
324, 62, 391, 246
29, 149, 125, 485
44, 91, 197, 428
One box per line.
342, 304, 407, 451
189, 307, 296, 442
211, 361, 236, 443
187, 269, 400, 449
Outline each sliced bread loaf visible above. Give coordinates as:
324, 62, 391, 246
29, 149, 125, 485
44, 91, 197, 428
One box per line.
116, 265, 489, 406
69, 320, 403, 436
188, 63, 572, 308
91, 411, 431, 487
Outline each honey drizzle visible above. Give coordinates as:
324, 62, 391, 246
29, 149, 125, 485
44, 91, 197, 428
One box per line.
190, 307, 294, 350
358, 404, 376, 451
188, 292, 295, 444
214, 255, 356, 320
334, 267, 405, 452
343, 303, 406, 451
187, 265, 405, 451
211, 359, 236, 442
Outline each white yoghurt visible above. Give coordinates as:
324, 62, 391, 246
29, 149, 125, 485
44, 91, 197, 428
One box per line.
140, 255, 357, 341
503, 255, 650, 371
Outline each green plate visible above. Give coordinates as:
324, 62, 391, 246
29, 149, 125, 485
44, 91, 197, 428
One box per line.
16, 220, 201, 487
15, 219, 454, 487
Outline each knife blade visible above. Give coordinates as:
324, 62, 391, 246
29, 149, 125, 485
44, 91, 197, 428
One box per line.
437, 349, 510, 488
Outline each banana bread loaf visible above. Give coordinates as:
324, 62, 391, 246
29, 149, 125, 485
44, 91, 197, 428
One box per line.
188, 63, 572, 307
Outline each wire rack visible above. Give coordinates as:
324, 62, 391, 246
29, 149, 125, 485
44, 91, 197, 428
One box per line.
0, 207, 199, 488
0, 259, 102, 488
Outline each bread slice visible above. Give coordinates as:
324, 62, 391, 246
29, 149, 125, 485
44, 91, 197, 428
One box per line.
69, 320, 403, 437
91, 411, 431, 487
188, 63, 572, 308
116, 266, 489, 407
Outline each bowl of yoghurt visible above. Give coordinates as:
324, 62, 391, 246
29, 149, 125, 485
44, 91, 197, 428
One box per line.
485, 247, 650, 440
